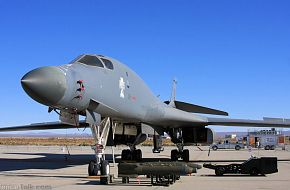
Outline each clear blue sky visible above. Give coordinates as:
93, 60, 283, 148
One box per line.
0, 0, 290, 134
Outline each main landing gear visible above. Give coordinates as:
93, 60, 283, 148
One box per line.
171, 144, 190, 162
121, 133, 146, 162
121, 148, 142, 162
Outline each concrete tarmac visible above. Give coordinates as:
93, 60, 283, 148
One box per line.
0, 145, 290, 190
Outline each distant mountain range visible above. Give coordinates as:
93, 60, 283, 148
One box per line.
216, 131, 290, 138
1, 130, 290, 138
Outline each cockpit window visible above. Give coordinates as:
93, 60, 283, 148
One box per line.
100, 58, 114, 70
69, 55, 83, 64
78, 55, 104, 67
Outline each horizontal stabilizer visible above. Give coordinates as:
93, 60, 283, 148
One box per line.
165, 100, 228, 116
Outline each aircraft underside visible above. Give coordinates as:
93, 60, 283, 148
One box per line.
86, 114, 216, 176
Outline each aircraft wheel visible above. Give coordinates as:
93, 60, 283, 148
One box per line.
171, 149, 179, 161
88, 160, 98, 176
270, 145, 275, 150
101, 160, 110, 176
265, 145, 270, 150
121, 149, 131, 161
133, 149, 142, 162
182, 149, 190, 162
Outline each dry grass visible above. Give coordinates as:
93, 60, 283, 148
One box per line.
0, 137, 95, 146
0, 137, 174, 146
142, 138, 174, 146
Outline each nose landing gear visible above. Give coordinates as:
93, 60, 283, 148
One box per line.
86, 111, 112, 179
88, 144, 110, 176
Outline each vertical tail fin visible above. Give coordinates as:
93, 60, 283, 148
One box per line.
169, 78, 177, 107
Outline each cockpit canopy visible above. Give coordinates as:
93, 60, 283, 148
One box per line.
71, 54, 114, 70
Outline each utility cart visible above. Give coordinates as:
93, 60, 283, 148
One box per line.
203, 157, 278, 176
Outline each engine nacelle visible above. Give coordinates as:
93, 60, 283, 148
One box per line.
170, 127, 214, 145
182, 127, 214, 145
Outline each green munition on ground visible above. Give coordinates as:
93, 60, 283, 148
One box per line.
118, 162, 202, 186
118, 162, 202, 177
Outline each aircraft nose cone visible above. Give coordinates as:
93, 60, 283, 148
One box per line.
21, 66, 66, 106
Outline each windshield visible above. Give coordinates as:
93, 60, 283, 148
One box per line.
100, 58, 114, 70
77, 55, 104, 67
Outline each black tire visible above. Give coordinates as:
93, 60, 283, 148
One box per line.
270, 145, 275, 150
212, 146, 218, 151
215, 166, 225, 176
101, 160, 110, 176
133, 149, 142, 162
88, 160, 98, 176
250, 168, 259, 176
121, 149, 131, 161
171, 149, 179, 161
265, 145, 270, 150
182, 149, 190, 162
235, 145, 241, 150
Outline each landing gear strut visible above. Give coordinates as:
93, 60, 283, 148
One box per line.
171, 144, 190, 162
152, 132, 164, 153
86, 111, 111, 177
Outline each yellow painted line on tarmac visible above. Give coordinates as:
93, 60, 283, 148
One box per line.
87, 176, 101, 179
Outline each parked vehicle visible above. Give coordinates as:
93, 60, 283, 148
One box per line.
260, 137, 277, 150
247, 128, 280, 150
211, 140, 244, 151
203, 157, 278, 176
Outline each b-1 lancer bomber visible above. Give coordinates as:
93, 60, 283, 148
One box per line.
1, 54, 290, 176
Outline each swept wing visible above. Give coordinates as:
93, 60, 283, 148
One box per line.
206, 117, 290, 128
0, 121, 88, 132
